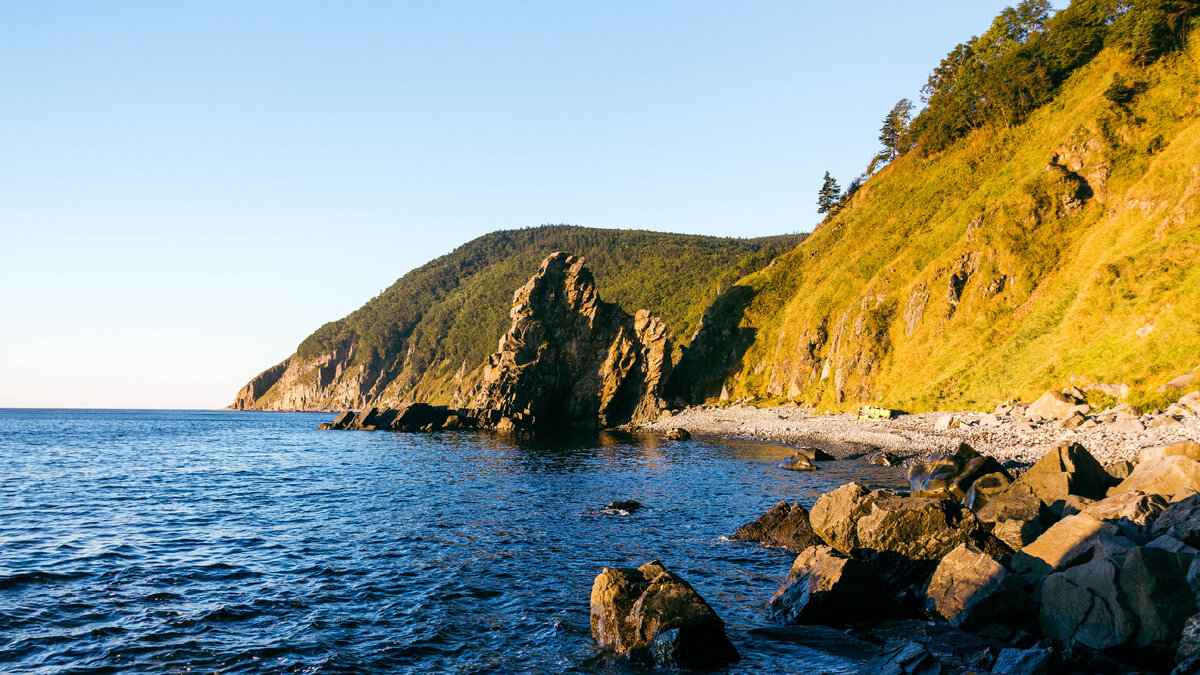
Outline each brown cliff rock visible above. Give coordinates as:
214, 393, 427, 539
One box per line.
471, 252, 672, 431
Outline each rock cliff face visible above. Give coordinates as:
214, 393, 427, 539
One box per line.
230, 226, 798, 411
471, 252, 672, 430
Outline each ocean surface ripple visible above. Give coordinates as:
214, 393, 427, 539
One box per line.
0, 409, 905, 674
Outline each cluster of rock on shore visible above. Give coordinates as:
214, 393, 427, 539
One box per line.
589, 439, 1200, 673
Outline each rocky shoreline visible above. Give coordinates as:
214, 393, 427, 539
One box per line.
640, 389, 1200, 467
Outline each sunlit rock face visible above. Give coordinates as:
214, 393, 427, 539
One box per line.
472, 251, 672, 431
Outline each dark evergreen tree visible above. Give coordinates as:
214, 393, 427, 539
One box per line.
878, 98, 915, 160
816, 172, 842, 214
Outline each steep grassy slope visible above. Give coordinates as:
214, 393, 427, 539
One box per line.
235, 226, 801, 410
692, 43, 1200, 412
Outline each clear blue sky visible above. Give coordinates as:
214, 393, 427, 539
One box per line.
0, 1, 1066, 409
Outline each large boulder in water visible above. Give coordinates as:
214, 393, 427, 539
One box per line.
472, 252, 673, 431
767, 545, 885, 625
590, 561, 739, 668
732, 502, 824, 553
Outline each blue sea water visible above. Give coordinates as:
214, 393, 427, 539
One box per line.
0, 409, 906, 674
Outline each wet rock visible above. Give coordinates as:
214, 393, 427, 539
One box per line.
1027, 390, 1085, 421
732, 502, 823, 553
767, 545, 885, 625
992, 647, 1055, 674
810, 482, 886, 554
789, 446, 834, 461
663, 427, 691, 441
873, 452, 902, 466
590, 561, 739, 668
1114, 456, 1200, 497
857, 642, 941, 675
473, 252, 673, 431
605, 500, 644, 513
907, 443, 1010, 502
962, 471, 1013, 511
777, 453, 817, 471
925, 543, 1021, 630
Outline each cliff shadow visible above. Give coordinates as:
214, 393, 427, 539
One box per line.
667, 284, 757, 404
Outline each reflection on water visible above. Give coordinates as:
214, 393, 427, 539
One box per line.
0, 409, 905, 674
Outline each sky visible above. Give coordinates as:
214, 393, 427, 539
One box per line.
0, 1, 1067, 409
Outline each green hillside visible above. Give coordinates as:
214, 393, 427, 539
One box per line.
240, 226, 801, 410
685, 1, 1200, 412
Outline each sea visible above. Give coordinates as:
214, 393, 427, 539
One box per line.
0, 409, 908, 674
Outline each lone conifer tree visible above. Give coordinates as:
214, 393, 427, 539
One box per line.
879, 98, 915, 160
817, 171, 842, 214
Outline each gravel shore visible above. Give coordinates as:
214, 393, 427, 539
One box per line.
640, 403, 1200, 466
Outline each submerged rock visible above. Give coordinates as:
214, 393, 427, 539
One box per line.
604, 500, 644, 514
732, 502, 823, 553
590, 561, 739, 668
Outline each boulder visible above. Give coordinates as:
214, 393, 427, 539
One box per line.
1118, 546, 1198, 647
873, 452, 902, 466
1059, 411, 1088, 429
856, 642, 941, 675
925, 543, 1021, 629
590, 561, 739, 668
767, 545, 885, 625
1104, 460, 1136, 481
1012, 513, 1134, 576
1151, 493, 1200, 546
1178, 614, 1200, 668
1013, 442, 1115, 509
1114, 456, 1200, 497
663, 427, 691, 441
810, 482, 885, 554
855, 496, 980, 561
1027, 390, 1084, 421
777, 453, 817, 471
991, 647, 1055, 674
473, 252, 674, 431
732, 502, 823, 553
1112, 416, 1146, 433
1080, 490, 1167, 540
1141, 442, 1200, 466
907, 443, 1010, 502
962, 471, 1013, 511
1040, 546, 1197, 651
1182, 391, 1200, 410
934, 413, 960, 431
1040, 554, 1136, 650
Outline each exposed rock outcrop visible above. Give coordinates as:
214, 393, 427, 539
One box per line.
767, 545, 885, 625
590, 561, 739, 668
471, 252, 673, 431
732, 502, 824, 553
